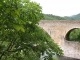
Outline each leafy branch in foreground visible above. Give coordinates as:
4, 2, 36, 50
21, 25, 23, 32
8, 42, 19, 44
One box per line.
0, 0, 63, 60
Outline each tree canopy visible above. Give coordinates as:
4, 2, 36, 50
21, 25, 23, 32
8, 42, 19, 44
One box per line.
0, 0, 63, 60
68, 29, 80, 42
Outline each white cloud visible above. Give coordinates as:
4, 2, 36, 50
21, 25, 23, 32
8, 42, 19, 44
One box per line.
31, 0, 80, 16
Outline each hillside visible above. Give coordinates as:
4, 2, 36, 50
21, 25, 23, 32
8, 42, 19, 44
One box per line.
42, 14, 67, 20
65, 13, 80, 20
42, 13, 80, 20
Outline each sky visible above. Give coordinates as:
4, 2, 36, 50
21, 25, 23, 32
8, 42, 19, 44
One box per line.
31, 0, 80, 17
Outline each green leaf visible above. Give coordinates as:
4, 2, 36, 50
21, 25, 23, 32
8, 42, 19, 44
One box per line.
13, 24, 25, 32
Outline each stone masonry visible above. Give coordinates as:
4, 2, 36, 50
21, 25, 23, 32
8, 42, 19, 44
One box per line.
39, 20, 80, 59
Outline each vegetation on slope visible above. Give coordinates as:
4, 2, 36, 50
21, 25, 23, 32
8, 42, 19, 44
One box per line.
65, 13, 80, 20
42, 13, 80, 20
42, 14, 67, 20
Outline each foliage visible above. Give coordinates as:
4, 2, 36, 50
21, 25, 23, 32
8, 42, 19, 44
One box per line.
0, 0, 63, 60
43, 13, 80, 20
64, 13, 80, 20
69, 29, 80, 42
42, 14, 67, 20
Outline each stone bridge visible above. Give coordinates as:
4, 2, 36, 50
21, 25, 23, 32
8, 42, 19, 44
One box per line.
39, 20, 80, 59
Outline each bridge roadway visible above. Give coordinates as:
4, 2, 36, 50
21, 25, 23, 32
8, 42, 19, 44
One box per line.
39, 20, 80, 59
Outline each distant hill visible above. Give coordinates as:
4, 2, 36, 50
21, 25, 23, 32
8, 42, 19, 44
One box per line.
65, 13, 80, 20
42, 13, 80, 20
42, 14, 67, 20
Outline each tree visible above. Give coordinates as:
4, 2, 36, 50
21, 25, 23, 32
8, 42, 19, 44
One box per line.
69, 29, 80, 42
0, 0, 63, 60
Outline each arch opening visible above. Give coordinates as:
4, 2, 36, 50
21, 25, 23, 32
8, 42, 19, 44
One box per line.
65, 28, 80, 42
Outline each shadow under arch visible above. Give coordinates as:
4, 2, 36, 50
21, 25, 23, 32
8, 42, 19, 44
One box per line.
65, 28, 79, 40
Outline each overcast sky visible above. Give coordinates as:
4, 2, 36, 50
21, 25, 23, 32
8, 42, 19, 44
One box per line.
31, 0, 80, 17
